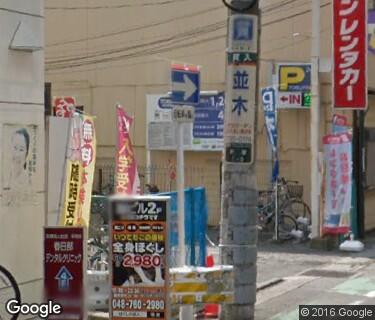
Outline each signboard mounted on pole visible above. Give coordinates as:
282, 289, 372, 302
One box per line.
110, 195, 170, 320
277, 63, 312, 109
225, 50, 257, 164
146, 92, 224, 151
44, 227, 85, 319
333, 0, 367, 110
228, 14, 258, 53
171, 64, 200, 106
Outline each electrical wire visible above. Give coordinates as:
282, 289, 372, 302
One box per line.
46, 5, 222, 48
46, 1, 331, 71
46, 21, 226, 64
46, 33, 226, 71
47, 0, 328, 61
45, 0, 191, 10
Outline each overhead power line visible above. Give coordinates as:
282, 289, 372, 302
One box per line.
46, 33, 225, 71
47, 21, 225, 64
46, 1, 331, 71
45, 0, 190, 10
46, 5, 222, 48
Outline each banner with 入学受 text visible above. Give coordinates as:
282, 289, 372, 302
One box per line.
115, 105, 141, 195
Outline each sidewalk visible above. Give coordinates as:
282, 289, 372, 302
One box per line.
89, 232, 375, 319
254, 234, 375, 319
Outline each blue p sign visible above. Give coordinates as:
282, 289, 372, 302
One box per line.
262, 87, 276, 113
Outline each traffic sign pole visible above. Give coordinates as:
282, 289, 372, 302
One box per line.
310, 0, 321, 239
176, 121, 186, 267
171, 63, 200, 320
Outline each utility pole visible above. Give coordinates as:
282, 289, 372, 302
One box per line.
310, 0, 321, 239
220, 1, 259, 319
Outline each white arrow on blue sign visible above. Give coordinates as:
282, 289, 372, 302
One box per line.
55, 266, 73, 290
171, 64, 200, 105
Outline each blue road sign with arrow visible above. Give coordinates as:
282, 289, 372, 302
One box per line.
171, 64, 200, 105
55, 266, 73, 290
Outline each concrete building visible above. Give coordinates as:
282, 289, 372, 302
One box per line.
45, 0, 375, 231
0, 0, 45, 304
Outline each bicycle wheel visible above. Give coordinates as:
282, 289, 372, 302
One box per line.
286, 199, 311, 221
0, 265, 21, 320
277, 214, 297, 240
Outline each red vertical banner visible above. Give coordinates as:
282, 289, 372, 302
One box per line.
115, 105, 141, 195
44, 227, 84, 319
333, 0, 367, 110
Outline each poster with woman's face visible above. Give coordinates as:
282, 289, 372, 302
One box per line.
2, 124, 38, 207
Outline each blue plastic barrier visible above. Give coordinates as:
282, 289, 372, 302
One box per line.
159, 187, 208, 267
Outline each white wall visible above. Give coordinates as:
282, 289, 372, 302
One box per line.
0, 0, 45, 305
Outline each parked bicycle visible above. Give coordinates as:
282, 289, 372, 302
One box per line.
0, 265, 21, 320
257, 177, 311, 240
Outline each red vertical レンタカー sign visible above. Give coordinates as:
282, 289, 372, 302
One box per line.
333, 0, 367, 110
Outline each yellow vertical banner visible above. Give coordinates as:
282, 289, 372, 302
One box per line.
61, 161, 83, 226
60, 113, 96, 227
77, 115, 96, 227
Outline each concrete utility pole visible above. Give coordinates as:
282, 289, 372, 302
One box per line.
220, 0, 259, 319
310, 0, 321, 239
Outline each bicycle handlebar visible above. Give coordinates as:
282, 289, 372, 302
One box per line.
277, 177, 299, 185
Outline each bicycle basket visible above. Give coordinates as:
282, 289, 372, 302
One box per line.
287, 184, 303, 198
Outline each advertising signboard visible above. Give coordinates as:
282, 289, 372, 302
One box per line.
146, 92, 224, 151
277, 63, 311, 109
44, 227, 84, 319
322, 132, 352, 235
333, 0, 367, 110
53, 97, 76, 118
369, 10, 375, 54
262, 87, 277, 152
110, 196, 170, 320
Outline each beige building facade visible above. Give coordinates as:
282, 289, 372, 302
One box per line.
45, 0, 375, 230
0, 0, 45, 304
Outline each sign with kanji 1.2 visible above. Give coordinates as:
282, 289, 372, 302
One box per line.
171, 64, 200, 106
44, 227, 84, 319
146, 92, 224, 151
110, 195, 170, 320
333, 0, 367, 110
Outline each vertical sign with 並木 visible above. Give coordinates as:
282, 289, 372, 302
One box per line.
110, 196, 170, 320
225, 52, 257, 164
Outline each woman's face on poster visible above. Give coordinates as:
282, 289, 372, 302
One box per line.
12, 132, 27, 167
